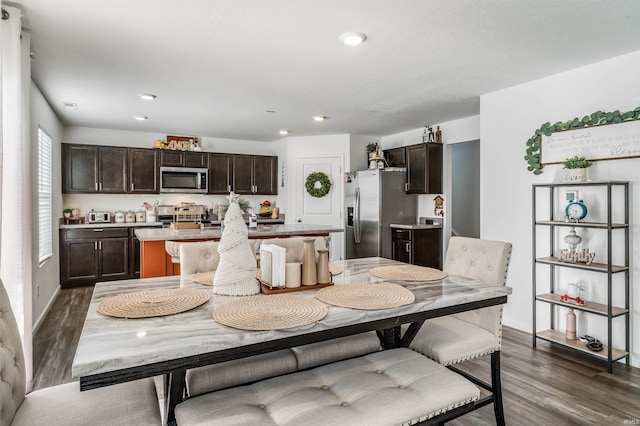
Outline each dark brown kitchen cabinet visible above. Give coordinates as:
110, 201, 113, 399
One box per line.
209, 153, 233, 194
232, 155, 278, 195
129, 148, 159, 193
130, 231, 141, 278
160, 150, 208, 168
391, 227, 442, 269
383, 147, 407, 167
60, 228, 129, 287
406, 143, 442, 194
63, 144, 127, 193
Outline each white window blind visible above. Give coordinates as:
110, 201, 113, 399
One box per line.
38, 126, 53, 264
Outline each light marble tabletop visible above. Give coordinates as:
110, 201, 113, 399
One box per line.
72, 257, 511, 381
134, 223, 344, 241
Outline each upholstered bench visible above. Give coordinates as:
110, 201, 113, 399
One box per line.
186, 332, 382, 396
176, 348, 479, 426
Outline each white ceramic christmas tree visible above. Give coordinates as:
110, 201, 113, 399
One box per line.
212, 192, 259, 295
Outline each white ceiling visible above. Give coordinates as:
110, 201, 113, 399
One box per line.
8, 0, 640, 142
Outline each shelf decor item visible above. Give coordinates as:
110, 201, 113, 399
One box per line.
566, 309, 577, 340
305, 171, 332, 198
565, 198, 588, 222
563, 227, 582, 253
301, 238, 318, 285
562, 156, 592, 182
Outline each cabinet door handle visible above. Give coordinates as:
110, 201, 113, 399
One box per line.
95, 182, 98, 191
93, 229, 104, 232
405, 242, 410, 253
94, 241, 98, 250
99, 240, 102, 250
131, 182, 134, 191
228, 185, 232, 192
99, 182, 102, 191
404, 182, 409, 191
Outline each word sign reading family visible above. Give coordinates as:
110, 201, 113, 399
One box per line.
558, 248, 596, 266
541, 119, 640, 164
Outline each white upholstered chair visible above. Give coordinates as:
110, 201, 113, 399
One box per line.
408, 236, 512, 426
0, 278, 161, 426
179, 241, 221, 275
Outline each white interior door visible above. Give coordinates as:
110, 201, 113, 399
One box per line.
294, 157, 343, 260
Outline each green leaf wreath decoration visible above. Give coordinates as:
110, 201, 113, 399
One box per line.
305, 171, 332, 198
525, 107, 640, 175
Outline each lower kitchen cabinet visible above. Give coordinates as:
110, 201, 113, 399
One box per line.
391, 227, 442, 269
60, 226, 158, 287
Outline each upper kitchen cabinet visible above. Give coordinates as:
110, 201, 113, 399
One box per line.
160, 150, 209, 168
232, 155, 278, 195
63, 144, 128, 193
209, 153, 233, 194
406, 143, 442, 194
383, 147, 407, 167
129, 148, 159, 193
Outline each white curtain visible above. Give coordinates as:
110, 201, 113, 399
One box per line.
1, 4, 34, 392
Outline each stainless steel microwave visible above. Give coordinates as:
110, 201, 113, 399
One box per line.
160, 167, 208, 193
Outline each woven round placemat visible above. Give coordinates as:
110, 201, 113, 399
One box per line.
329, 263, 343, 276
369, 265, 447, 282
97, 288, 210, 319
193, 269, 261, 286
316, 283, 415, 310
213, 294, 328, 330
193, 271, 215, 285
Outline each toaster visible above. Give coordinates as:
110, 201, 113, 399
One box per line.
88, 212, 111, 223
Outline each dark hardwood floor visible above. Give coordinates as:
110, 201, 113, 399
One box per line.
33, 288, 640, 425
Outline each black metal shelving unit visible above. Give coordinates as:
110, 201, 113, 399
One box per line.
532, 180, 630, 373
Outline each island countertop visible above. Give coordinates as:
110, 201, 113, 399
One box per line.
135, 224, 344, 242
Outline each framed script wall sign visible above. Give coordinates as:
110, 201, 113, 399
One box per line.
541, 119, 640, 165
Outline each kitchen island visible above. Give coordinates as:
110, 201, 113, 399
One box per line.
135, 224, 344, 278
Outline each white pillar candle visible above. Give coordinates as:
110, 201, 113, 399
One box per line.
285, 262, 301, 288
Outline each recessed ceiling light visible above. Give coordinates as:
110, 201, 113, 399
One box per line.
313, 116, 327, 122
279, 130, 290, 135
134, 116, 148, 121
62, 102, 78, 110
138, 93, 157, 100
340, 32, 367, 46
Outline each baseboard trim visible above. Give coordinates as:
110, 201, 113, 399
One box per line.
33, 285, 61, 334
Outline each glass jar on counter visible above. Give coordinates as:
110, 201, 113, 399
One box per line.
125, 211, 136, 223
136, 210, 146, 222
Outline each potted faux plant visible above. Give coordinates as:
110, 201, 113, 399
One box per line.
562, 156, 592, 182
366, 142, 379, 159
63, 208, 72, 218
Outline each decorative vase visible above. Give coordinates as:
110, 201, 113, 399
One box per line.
565, 168, 587, 182
301, 238, 317, 286
566, 309, 577, 340
316, 249, 330, 284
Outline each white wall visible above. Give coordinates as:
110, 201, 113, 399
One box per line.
31, 83, 64, 329
481, 50, 640, 367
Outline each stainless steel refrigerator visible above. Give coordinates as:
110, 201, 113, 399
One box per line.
345, 168, 416, 259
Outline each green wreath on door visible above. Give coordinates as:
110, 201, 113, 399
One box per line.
305, 172, 332, 198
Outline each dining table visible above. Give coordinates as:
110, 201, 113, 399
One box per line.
72, 257, 512, 425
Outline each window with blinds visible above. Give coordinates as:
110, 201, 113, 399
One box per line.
38, 126, 53, 264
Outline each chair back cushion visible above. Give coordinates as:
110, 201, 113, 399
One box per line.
443, 237, 511, 286
179, 241, 220, 275
0, 278, 27, 425
443, 237, 512, 345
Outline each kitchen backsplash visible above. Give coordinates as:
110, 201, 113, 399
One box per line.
62, 193, 280, 217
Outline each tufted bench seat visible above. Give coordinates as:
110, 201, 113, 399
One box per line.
175, 348, 479, 426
